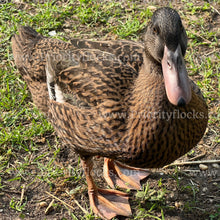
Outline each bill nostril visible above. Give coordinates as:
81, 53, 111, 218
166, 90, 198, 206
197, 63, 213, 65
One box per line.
167, 60, 171, 69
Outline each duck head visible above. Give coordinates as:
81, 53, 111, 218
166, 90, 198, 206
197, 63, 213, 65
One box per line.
144, 7, 191, 106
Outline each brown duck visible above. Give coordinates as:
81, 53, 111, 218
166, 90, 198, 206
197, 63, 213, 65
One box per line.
12, 7, 208, 220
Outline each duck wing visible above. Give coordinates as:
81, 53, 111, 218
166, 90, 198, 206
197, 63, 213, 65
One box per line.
46, 49, 137, 156
71, 39, 144, 71
11, 26, 144, 115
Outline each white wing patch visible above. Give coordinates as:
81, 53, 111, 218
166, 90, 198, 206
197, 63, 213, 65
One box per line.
54, 84, 65, 103
45, 52, 65, 103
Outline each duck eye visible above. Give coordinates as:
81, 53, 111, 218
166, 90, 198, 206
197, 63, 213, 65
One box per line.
153, 27, 159, 35
180, 22, 184, 32
181, 25, 184, 32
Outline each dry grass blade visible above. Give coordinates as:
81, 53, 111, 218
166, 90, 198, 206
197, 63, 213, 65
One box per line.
164, 159, 220, 168
45, 191, 89, 215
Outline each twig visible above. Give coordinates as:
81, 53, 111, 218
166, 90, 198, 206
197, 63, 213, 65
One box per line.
45, 191, 75, 210
205, 49, 217, 56
211, 5, 220, 15
210, 179, 220, 182
163, 159, 220, 168
20, 185, 25, 204
1, 189, 20, 194
73, 198, 89, 215
189, 31, 212, 44
188, 152, 206, 161
45, 191, 88, 215
10, 164, 27, 181
189, 179, 199, 187
45, 199, 54, 215
37, 196, 51, 202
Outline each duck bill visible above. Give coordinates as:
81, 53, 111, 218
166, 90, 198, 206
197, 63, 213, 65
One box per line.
162, 44, 191, 106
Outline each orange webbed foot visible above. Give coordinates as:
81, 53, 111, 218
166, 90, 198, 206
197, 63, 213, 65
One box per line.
88, 188, 131, 219
103, 158, 151, 190
81, 157, 132, 219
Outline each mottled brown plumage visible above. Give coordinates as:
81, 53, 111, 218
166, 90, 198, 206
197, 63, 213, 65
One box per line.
12, 7, 208, 219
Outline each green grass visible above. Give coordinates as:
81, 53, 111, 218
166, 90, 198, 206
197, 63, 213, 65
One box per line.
0, 0, 219, 219
134, 180, 167, 220
209, 206, 220, 220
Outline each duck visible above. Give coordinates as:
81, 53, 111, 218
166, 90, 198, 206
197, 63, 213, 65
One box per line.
11, 7, 208, 220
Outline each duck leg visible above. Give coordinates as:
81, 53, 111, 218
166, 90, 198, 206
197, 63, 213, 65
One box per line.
81, 157, 132, 219
103, 158, 150, 190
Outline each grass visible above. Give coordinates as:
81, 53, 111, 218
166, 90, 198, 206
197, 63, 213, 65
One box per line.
134, 180, 167, 220
0, 0, 219, 219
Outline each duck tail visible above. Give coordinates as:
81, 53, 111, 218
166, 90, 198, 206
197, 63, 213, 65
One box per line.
11, 26, 49, 114
11, 26, 42, 69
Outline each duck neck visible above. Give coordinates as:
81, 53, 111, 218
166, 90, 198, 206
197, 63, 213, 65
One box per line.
130, 52, 165, 110
121, 52, 168, 151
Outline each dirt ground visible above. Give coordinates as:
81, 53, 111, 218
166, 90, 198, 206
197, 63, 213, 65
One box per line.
1, 141, 220, 220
